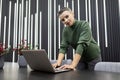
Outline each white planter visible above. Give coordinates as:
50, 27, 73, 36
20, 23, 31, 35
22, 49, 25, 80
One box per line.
0, 55, 4, 69
18, 55, 27, 68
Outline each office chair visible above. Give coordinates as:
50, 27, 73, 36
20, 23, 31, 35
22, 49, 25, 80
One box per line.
94, 62, 120, 73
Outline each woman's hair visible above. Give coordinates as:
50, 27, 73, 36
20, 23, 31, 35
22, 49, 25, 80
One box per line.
58, 7, 72, 16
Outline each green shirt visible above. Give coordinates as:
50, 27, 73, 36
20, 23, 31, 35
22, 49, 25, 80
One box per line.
59, 20, 101, 61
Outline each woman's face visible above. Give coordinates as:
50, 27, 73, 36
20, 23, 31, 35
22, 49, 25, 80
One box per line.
59, 11, 75, 27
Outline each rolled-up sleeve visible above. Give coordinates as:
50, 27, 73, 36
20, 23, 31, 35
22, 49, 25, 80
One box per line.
76, 22, 92, 55
59, 28, 69, 54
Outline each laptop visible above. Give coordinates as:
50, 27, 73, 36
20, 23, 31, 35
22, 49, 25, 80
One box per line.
21, 49, 72, 73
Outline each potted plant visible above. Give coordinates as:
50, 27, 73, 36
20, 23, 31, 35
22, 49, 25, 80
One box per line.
0, 43, 11, 69
14, 39, 38, 68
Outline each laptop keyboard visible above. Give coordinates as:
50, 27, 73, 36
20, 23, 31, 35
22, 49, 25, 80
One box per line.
54, 68, 70, 71
54, 68, 61, 71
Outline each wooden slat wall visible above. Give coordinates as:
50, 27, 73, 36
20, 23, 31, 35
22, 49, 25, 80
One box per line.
0, 0, 120, 62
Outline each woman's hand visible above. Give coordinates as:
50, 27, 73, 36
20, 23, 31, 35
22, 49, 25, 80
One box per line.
52, 53, 64, 68
59, 64, 76, 70
52, 62, 61, 68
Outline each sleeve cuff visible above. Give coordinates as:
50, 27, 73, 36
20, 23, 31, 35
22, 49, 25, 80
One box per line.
59, 49, 66, 54
76, 44, 84, 55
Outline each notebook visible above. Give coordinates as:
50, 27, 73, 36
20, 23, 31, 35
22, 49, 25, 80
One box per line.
21, 49, 72, 73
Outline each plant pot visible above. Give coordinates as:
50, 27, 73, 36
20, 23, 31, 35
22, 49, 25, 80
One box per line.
18, 55, 27, 68
0, 55, 4, 69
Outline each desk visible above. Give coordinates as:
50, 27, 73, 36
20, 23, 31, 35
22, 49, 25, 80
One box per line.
0, 62, 120, 80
